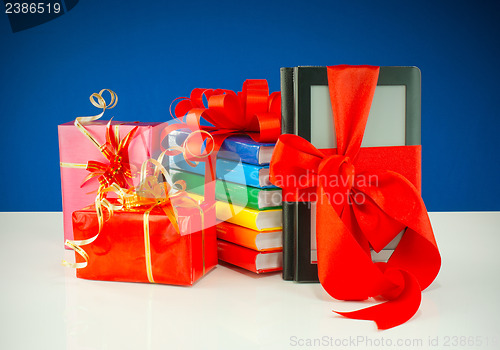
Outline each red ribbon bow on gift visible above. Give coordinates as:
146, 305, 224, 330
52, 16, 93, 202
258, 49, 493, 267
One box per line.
270, 65, 441, 329
161, 79, 281, 162
82, 121, 138, 190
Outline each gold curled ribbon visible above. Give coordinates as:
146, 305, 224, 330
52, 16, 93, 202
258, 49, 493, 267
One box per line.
162, 128, 217, 275
62, 150, 207, 283
59, 124, 122, 171
68, 89, 142, 199
182, 129, 215, 167
74, 89, 118, 150
62, 196, 118, 269
173, 129, 216, 275
63, 88, 215, 281
161, 129, 215, 168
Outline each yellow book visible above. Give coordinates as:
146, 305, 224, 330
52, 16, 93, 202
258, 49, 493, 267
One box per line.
188, 193, 282, 231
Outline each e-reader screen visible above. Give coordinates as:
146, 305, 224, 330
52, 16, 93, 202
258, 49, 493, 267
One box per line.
309, 84, 407, 263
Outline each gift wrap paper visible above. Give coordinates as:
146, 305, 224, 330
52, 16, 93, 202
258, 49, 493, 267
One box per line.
72, 204, 217, 286
59, 120, 162, 243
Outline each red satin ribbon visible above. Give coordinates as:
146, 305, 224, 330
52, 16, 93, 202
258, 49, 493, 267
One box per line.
270, 65, 441, 329
160, 80, 281, 202
160, 80, 281, 158
82, 121, 138, 190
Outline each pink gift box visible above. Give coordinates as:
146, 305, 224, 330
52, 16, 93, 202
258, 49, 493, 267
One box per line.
58, 120, 163, 244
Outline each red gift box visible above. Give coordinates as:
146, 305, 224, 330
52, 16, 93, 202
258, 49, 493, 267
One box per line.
62, 90, 224, 286
71, 201, 217, 286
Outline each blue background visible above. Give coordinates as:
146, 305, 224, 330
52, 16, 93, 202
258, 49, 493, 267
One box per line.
1, 0, 499, 211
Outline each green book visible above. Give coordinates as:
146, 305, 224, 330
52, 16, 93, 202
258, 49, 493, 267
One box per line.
170, 169, 282, 210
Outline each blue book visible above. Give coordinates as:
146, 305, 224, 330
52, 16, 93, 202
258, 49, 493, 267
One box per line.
168, 154, 276, 189
167, 129, 275, 165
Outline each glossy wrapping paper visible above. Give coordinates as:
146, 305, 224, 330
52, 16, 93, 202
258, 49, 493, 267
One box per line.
58, 120, 162, 243
72, 203, 217, 286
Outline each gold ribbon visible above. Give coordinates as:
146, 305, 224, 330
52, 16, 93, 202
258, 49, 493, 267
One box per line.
60, 162, 87, 169
61, 197, 119, 269
162, 129, 218, 276
164, 129, 219, 275
60, 122, 122, 170
62, 150, 207, 283
62, 89, 138, 195
74, 89, 118, 150
63, 94, 216, 281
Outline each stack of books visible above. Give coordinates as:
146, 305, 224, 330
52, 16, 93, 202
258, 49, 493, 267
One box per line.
168, 130, 283, 274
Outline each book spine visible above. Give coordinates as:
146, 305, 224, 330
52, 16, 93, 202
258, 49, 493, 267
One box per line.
281, 67, 296, 281
170, 155, 275, 189
219, 139, 261, 165
219, 159, 265, 188
169, 129, 262, 165
187, 192, 280, 231
217, 240, 259, 273
173, 169, 281, 210
219, 202, 270, 231
169, 155, 204, 176
216, 223, 260, 250
217, 179, 260, 210
171, 169, 204, 194
218, 240, 282, 274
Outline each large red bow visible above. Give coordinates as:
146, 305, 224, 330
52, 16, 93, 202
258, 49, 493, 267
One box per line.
160, 80, 281, 202
174, 79, 280, 141
160, 80, 281, 161
270, 65, 441, 329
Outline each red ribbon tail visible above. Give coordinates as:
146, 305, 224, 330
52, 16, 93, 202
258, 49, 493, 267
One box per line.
333, 270, 422, 330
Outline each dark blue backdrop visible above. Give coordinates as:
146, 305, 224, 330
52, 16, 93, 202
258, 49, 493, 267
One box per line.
1, 0, 499, 211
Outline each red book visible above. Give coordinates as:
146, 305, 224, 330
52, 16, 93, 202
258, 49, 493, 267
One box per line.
217, 240, 283, 274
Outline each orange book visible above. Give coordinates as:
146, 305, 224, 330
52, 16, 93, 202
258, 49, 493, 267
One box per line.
216, 221, 282, 252
218, 240, 283, 274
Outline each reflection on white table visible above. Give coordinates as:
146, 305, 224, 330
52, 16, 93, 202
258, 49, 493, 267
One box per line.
1, 212, 499, 350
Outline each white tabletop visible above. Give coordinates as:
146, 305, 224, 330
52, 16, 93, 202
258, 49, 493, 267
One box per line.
1, 212, 499, 350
